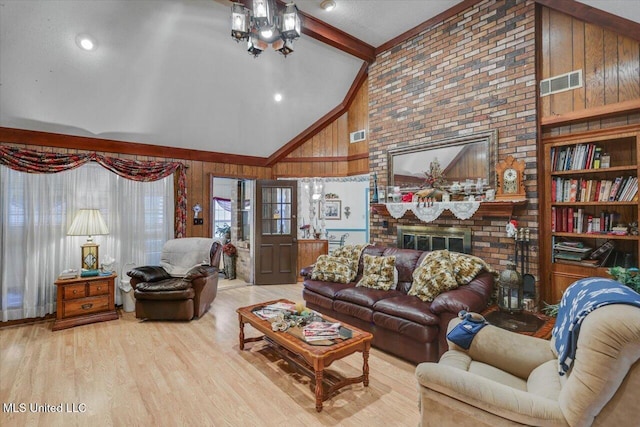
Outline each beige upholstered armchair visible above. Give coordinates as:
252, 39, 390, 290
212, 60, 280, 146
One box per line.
415, 304, 640, 426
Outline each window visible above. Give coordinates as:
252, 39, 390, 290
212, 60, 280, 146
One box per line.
213, 197, 231, 239
0, 163, 173, 321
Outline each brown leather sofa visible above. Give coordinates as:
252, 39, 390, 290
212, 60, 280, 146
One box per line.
301, 245, 494, 364
127, 238, 223, 321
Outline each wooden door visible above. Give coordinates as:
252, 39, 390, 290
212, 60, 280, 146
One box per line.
255, 180, 298, 285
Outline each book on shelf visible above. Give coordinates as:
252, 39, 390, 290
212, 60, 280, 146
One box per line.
617, 176, 633, 201
608, 176, 623, 201
567, 208, 574, 233
554, 251, 591, 261
554, 239, 612, 267
580, 179, 587, 201
610, 226, 629, 236
555, 240, 587, 248
554, 242, 593, 253
569, 179, 578, 202
589, 240, 615, 259
554, 253, 611, 268
591, 180, 600, 201
598, 180, 611, 201
620, 177, 638, 201
554, 258, 600, 267
593, 147, 602, 168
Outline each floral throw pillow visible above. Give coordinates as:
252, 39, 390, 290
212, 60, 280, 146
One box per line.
331, 244, 367, 277
356, 255, 396, 290
449, 252, 495, 285
408, 250, 458, 302
310, 255, 354, 284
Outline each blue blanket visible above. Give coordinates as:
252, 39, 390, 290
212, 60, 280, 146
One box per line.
553, 277, 640, 376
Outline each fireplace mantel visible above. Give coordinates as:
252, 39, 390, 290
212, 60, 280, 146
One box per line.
371, 199, 527, 221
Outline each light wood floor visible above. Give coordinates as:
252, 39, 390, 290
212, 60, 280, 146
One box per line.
0, 284, 421, 427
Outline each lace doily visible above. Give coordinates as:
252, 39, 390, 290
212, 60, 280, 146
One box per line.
383, 201, 480, 222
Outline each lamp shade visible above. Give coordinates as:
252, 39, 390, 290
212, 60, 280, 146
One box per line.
281, 3, 301, 40
231, 3, 250, 41
67, 209, 109, 239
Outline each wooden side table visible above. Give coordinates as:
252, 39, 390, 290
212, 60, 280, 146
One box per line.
53, 273, 118, 331
482, 305, 555, 339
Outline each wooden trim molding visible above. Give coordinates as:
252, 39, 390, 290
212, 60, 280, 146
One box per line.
0, 127, 269, 167
279, 153, 369, 163
266, 62, 369, 166
534, 0, 640, 42
540, 99, 640, 127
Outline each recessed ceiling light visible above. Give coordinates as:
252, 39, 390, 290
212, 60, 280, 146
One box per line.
274, 93, 283, 102
76, 34, 97, 51
320, 0, 336, 12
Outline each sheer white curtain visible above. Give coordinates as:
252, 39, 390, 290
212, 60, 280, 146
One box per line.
0, 162, 173, 321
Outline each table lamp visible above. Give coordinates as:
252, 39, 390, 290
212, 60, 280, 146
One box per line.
67, 209, 109, 270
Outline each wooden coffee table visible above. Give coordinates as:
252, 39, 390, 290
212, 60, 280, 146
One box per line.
237, 299, 373, 412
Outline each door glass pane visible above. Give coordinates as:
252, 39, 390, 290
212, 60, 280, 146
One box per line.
262, 219, 272, 235
260, 185, 294, 235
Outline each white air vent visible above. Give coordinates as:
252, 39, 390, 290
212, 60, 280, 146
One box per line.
540, 70, 582, 97
350, 129, 366, 143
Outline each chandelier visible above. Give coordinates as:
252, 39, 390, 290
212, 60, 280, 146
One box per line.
231, 1, 302, 58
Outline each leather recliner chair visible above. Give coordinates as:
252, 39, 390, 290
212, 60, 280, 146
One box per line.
127, 238, 223, 321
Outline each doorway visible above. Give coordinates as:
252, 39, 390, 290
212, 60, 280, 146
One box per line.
211, 177, 254, 286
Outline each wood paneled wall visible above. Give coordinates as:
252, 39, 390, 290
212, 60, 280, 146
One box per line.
183, 160, 270, 237
272, 77, 370, 178
348, 76, 370, 176
540, 8, 640, 119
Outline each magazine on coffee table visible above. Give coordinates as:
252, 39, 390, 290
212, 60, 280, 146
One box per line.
252, 302, 297, 320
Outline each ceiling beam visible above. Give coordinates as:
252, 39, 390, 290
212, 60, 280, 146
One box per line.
298, 10, 376, 63
534, 0, 640, 42
236, 0, 376, 62
266, 61, 369, 166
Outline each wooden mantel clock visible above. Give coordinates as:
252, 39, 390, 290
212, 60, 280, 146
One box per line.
496, 155, 526, 200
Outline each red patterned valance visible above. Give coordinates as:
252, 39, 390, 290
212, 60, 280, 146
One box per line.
0, 146, 187, 238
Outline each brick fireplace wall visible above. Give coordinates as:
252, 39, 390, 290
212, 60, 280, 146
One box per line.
368, 0, 539, 288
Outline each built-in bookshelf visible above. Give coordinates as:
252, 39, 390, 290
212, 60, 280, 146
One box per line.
541, 126, 639, 303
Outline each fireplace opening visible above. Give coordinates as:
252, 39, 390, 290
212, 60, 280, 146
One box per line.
398, 225, 471, 254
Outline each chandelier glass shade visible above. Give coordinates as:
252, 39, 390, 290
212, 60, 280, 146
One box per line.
231, 1, 301, 57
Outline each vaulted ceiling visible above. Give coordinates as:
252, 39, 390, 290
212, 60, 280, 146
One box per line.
1, 1, 638, 160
